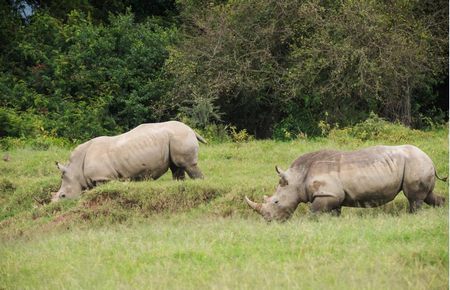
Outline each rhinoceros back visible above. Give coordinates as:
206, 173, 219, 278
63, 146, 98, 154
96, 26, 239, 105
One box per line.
81, 121, 201, 183
336, 146, 407, 205
334, 145, 434, 207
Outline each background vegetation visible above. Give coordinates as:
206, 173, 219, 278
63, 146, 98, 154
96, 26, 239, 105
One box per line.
0, 0, 448, 140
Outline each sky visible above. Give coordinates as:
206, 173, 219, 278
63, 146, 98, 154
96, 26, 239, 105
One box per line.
15, 0, 34, 19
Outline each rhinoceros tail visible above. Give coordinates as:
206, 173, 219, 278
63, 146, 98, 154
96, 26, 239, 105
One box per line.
195, 132, 207, 144
435, 170, 448, 182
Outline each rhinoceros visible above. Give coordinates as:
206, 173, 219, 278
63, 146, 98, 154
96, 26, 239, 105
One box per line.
52, 121, 206, 202
245, 145, 447, 221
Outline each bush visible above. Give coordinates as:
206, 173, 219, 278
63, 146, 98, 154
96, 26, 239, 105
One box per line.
229, 126, 253, 143
195, 123, 230, 144
0, 10, 178, 141
0, 136, 72, 151
0, 108, 44, 138
328, 113, 428, 143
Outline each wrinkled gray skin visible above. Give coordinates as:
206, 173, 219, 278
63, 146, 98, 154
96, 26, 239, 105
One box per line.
52, 121, 206, 202
246, 145, 447, 222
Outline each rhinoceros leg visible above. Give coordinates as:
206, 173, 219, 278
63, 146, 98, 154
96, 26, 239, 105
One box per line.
402, 155, 444, 212
408, 199, 424, 213
402, 175, 444, 213
330, 208, 341, 216
170, 163, 186, 180
185, 164, 204, 179
424, 192, 446, 207
310, 194, 343, 215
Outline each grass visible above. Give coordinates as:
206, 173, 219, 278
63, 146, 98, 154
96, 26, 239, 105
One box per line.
1, 210, 447, 289
0, 125, 448, 289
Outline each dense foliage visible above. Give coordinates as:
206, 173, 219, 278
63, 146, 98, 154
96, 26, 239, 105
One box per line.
0, 0, 448, 140
1, 8, 176, 141
172, 0, 448, 136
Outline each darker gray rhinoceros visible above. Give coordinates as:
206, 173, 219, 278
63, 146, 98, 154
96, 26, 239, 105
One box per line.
52, 121, 206, 202
245, 145, 447, 221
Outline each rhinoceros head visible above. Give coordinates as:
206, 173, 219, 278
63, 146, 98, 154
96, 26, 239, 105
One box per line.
245, 166, 301, 222
52, 161, 83, 202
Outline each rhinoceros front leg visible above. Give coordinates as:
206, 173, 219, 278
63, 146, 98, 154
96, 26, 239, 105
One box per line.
330, 207, 341, 216
310, 193, 343, 216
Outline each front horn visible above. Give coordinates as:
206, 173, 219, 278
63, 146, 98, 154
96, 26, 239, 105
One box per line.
245, 196, 262, 214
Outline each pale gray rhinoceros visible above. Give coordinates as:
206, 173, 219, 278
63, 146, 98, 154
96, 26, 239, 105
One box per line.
245, 145, 447, 221
52, 121, 206, 202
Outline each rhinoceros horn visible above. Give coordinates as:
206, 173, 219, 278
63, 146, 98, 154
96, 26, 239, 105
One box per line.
245, 196, 263, 214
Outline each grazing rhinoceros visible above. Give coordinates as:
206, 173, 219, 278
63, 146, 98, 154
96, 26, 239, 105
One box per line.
52, 121, 206, 202
245, 145, 447, 221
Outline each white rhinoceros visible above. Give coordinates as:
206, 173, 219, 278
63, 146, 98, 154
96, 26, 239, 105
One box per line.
245, 145, 447, 221
52, 121, 206, 202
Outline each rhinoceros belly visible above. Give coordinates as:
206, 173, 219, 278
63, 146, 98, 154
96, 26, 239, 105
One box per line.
339, 154, 405, 208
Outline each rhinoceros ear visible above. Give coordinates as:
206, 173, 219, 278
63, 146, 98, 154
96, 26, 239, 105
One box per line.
275, 166, 288, 186
55, 161, 67, 173
275, 165, 284, 175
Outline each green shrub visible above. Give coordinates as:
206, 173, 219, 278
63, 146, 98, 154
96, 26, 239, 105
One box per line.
229, 126, 253, 143
0, 137, 26, 151
0, 136, 72, 151
196, 123, 230, 144
272, 115, 307, 141
27, 136, 72, 150
0, 11, 178, 141
0, 108, 44, 138
328, 113, 428, 143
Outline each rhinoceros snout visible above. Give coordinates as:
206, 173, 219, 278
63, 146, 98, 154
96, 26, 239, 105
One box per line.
51, 191, 65, 202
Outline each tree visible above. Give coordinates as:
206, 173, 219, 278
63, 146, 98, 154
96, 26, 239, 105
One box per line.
168, 0, 300, 136
169, 0, 448, 136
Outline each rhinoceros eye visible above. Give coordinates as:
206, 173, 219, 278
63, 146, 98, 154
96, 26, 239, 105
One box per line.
278, 179, 288, 187
274, 200, 279, 204
60, 194, 66, 198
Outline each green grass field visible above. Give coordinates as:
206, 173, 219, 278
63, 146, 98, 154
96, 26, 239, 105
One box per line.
0, 126, 448, 289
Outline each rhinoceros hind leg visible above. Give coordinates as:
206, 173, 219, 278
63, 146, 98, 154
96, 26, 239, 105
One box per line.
170, 163, 186, 180
185, 164, 204, 179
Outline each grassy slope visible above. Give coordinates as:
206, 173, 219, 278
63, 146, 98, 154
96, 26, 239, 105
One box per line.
0, 127, 448, 289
